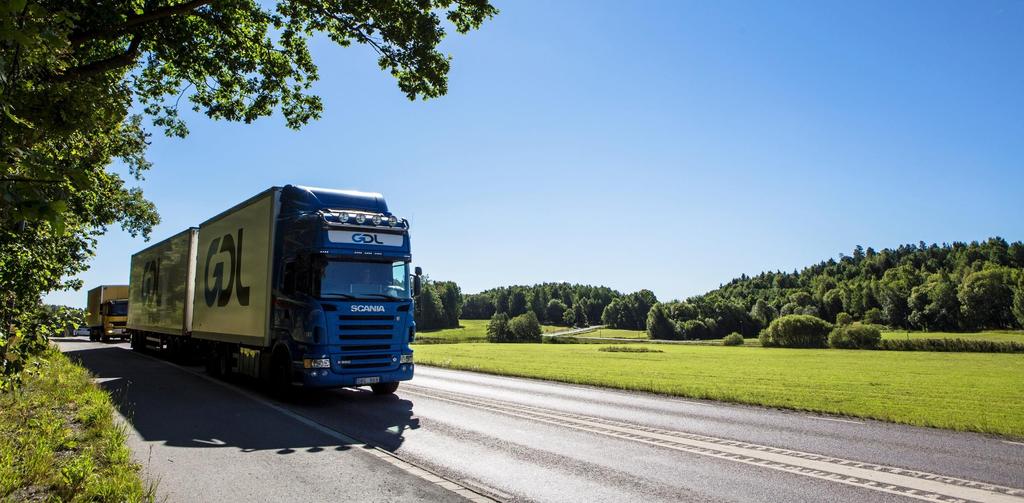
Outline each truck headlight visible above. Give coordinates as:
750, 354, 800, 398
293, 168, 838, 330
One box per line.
303, 358, 331, 369
400, 354, 413, 364
371, 214, 382, 226
387, 215, 398, 226
338, 212, 351, 222
355, 214, 366, 224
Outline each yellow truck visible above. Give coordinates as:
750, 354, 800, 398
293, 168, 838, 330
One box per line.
86, 285, 129, 342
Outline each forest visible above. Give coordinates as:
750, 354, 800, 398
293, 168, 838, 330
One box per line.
415, 238, 1024, 339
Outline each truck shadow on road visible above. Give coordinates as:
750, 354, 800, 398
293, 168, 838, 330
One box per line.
64, 344, 419, 456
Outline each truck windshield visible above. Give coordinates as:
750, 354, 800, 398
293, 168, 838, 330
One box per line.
108, 301, 128, 316
320, 260, 410, 300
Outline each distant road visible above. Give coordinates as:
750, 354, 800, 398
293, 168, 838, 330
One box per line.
59, 337, 1024, 502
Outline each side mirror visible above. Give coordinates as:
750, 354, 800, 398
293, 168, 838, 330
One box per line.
413, 275, 422, 297
414, 266, 422, 276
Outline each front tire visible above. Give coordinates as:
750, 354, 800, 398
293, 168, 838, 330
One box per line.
371, 382, 399, 395
268, 349, 292, 398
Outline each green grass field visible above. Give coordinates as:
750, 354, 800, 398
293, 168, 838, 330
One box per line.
414, 343, 1024, 437
882, 330, 1024, 343
414, 319, 563, 344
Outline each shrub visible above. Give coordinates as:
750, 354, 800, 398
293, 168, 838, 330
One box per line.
863, 307, 884, 325
828, 323, 882, 349
485, 313, 510, 342
722, 332, 744, 346
879, 338, 1024, 353
507, 312, 543, 343
759, 314, 832, 348
678, 319, 708, 340
835, 312, 853, 326
646, 304, 679, 340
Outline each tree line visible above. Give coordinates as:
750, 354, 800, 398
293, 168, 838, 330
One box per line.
417, 238, 1024, 341
647, 237, 1024, 340
415, 281, 660, 332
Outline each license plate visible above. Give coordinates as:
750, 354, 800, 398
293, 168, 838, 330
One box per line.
111, 328, 125, 335
355, 377, 380, 385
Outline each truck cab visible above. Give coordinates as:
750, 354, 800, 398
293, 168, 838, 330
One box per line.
270, 186, 419, 393
86, 285, 129, 342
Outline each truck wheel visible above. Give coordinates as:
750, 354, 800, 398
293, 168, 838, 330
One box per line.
205, 346, 228, 378
371, 382, 399, 395
89, 330, 99, 342
268, 350, 292, 398
101, 333, 110, 343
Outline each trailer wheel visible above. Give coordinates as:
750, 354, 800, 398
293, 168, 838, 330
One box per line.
89, 329, 99, 342
371, 382, 399, 395
205, 345, 229, 378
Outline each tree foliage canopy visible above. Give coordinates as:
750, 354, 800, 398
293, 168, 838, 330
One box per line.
653, 238, 1024, 339
1, 0, 496, 363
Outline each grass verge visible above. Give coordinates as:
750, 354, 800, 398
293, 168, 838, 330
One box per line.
0, 347, 150, 502
415, 343, 1024, 437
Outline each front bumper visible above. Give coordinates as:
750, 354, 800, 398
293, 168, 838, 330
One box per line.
299, 363, 415, 389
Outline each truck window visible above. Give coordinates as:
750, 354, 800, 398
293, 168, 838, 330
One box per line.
107, 301, 128, 316
319, 260, 410, 300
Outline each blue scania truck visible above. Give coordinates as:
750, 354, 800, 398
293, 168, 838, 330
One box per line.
126, 185, 420, 394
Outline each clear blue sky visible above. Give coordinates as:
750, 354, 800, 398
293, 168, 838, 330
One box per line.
46, 0, 1024, 308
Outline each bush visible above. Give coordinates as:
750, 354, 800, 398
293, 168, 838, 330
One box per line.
485, 313, 510, 342
835, 312, 853, 326
722, 332, 744, 346
828, 323, 882, 349
863, 307, 884, 325
507, 312, 543, 343
646, 304, 679, 340
759, 314, 832, 348
879, 338, 1024, 353
678, 319, 709, 340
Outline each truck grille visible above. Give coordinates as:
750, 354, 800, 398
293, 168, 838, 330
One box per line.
111, 321, 127, 327
335, 313, 399, 372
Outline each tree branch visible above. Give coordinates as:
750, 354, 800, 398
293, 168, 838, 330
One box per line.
51, 35, 143, 83
69, 0, 214, 46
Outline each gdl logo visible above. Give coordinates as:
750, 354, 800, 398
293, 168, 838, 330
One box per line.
204, 228, 251, 307
351, 233, 384, 244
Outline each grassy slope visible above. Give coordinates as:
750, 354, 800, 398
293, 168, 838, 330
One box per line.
415, 343, 1024, 437
414, 319, 563, 344
0, 348, 149, 502
882, 330, 1024, 343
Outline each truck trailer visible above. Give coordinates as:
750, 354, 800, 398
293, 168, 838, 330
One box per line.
126, 185, 420, 394
85, 285, 129, 342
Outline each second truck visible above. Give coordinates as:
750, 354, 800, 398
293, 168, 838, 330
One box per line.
126, 185, 420, 394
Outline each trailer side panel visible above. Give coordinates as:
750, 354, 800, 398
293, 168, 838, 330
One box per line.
191, 189, 278, 347
127, 228, 198, 336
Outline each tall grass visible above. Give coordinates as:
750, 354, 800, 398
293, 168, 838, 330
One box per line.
0, 348, 152, 501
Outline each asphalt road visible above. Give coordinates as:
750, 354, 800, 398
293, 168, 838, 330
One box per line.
58, 337, 1024, 503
